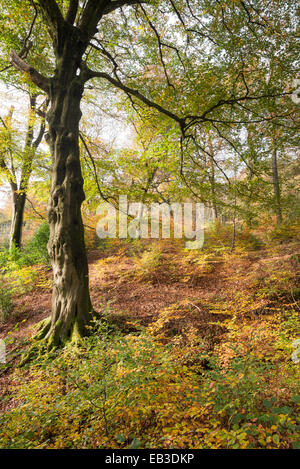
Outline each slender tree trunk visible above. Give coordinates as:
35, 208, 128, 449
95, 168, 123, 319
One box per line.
208, 139, 218, 220
209, 160, 218, 221
231, 216, 236, 252
231, 160, 237, 252
41, 37, 92, 348
10, 189, 26, 249
272, 147, 282, 225
8, 93, 45, 251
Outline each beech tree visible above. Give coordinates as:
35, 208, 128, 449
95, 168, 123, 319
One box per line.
0, 1, 51, 249
9, 0, 152, 348
7, 0, 297, 349
0, 96, 46, 249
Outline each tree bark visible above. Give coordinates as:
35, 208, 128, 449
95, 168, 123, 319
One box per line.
42, 31, 92, 348
272, 147, 282, 225
10, 189, 26, 249
208, 139, 218, 220
209, 155, 218, 221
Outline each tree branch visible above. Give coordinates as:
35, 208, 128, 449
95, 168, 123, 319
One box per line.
79, 0, 146, 37
103, 1, 147, 15
36, 0, 64, 33
0, 108, 17, 188
139, 3, 175, 88
66, 0, 79, 24
9, 50, 50, 94
79, 132, 113, 204
83, 65, 185, 127
26, 197, 46, 220
79, 0, 110, 37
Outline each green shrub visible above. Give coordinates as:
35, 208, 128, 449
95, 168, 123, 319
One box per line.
23, 222, 50, 265
0, 277, 13, 322
133, 243, 162, 280
268, 223, 300, 243
0, 223, 49, 271
203, 222, 263, 252
0, 243, 21, 270
237, 230, 264, 250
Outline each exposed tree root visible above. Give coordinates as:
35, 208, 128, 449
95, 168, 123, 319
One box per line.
19, 315, 94, 366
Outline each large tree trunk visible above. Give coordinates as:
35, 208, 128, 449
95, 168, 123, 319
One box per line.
41, 36, 92, 348
10, 189, 26, 249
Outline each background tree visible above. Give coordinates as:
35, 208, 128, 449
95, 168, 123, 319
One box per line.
0, 0, 52, 249
0, 95, 47, 249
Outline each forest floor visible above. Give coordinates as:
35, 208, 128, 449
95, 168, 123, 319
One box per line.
1, 239, 299, 401
0, 236, 299, 448
0, 241, 291, 354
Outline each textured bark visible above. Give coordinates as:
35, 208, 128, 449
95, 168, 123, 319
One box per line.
10, 1, 145, 353
10, 190, 26, 249
44, 29, 92, 347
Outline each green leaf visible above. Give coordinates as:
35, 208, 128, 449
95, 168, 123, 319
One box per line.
291, 395, 300, 404
116, 434, 126, 443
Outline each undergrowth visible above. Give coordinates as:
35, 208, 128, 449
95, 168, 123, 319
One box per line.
0, 222, 49, 272
0, 309, 299, 449
0, 224, 299, 449
0, 223, 50, 322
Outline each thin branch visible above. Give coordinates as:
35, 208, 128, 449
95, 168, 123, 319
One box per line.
103, 0, 147, 15
23, 1, 38, 52
33, 99, 49, 148
168, 0, 185, 26
79, 132, 113, 204
83, 65, 185, 127
26, 197, 46, 220
139, 3, 175, 88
